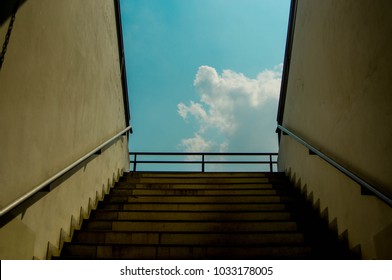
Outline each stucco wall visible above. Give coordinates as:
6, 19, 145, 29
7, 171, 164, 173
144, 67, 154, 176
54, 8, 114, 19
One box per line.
0, 0, 129, 259
278, 0, 392, 259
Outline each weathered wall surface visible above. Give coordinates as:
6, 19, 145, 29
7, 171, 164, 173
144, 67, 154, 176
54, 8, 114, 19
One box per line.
0, 0, 129, 259
278, 0, 392, 259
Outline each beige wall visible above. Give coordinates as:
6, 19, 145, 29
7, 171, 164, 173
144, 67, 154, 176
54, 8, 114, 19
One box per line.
278, 0, 392, 259
0, 0, 129, 259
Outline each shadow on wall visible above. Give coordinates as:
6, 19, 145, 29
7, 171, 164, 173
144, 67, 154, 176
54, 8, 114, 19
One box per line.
285, 168, 362, 259
0, 0, 27, 70
0, 0, 26, 25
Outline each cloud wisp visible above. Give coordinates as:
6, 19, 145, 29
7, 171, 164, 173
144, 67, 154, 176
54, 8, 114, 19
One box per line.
177, 64, 283, 153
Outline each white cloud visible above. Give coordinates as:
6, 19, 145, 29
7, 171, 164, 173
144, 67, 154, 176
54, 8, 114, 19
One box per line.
177, 64, 282, 153
177, 101, 208, 124
179, 133, 212, 152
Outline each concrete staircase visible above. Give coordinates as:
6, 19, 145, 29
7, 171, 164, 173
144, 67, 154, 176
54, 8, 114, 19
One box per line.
58, 172, 355, 259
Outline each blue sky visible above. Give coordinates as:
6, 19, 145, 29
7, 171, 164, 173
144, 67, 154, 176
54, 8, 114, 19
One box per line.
120, 0, 290, 168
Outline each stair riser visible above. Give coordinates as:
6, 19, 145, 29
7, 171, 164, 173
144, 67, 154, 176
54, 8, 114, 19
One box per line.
123, 178, 271, 184
116, 182, 280, 189
83, 221, 298, 232
105, 195, 297, 203
110, 189, 288, 196
98, 203, 287, 211
72, 231, 305, 245
61, 244, 312, 259
125, 172, 281, 178
90, 211, 292, 221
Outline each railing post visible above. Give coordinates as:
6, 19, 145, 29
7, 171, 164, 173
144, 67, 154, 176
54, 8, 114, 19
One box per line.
133, 154, 137, 172
201, 154, 205, 172
269, 154, 273, 172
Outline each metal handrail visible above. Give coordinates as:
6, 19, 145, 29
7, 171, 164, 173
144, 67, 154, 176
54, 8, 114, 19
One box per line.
277, 124, 392, 207
129, 152, 278, 172
0, 126, 132, 217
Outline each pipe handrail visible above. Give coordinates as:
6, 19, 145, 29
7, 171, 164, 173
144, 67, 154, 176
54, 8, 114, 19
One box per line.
0, 126, 132, 217
277, 124, 392, 207
129, 152, 278, 173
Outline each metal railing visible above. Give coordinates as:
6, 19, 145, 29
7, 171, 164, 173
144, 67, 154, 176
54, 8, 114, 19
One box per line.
129, 152, 278, 172
0, 126, 132, 219
277, 124, 392, 207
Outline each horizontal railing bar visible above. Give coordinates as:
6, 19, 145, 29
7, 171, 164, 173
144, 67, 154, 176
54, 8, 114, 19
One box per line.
0, 126, 132, 217
277, 124, 392, 207
131, 161, 203, 164
130, 161, 277, 164
129, 152, 277, 156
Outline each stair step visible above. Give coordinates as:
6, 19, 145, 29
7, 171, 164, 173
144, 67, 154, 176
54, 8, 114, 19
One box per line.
90, 210, 292, 221
116, 182, 281, 189
125, 172, 283, 178
72, 231, 305, 245
110, 188, 287, 196
60, 243, 312, 259
83, 220, 299, 232
105, 195, 298, 203
98, 202, 287, 211
123, 177, 271, 184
